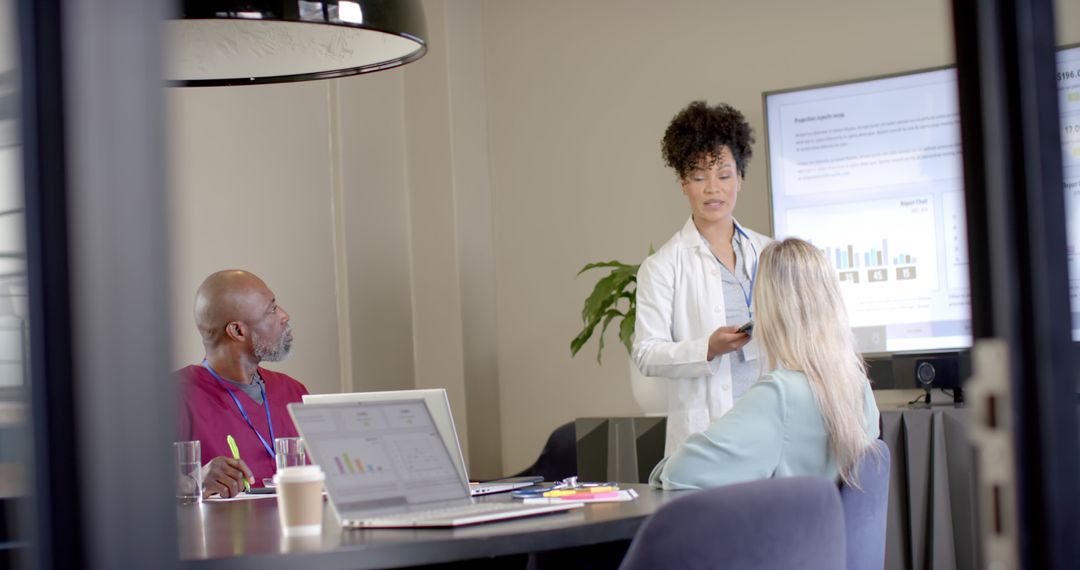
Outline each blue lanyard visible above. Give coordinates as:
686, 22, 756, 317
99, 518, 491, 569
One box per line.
733, 225, 759, 318
202, 359, 276, 461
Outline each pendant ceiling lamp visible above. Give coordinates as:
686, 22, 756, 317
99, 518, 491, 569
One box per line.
168, 0, 428, 87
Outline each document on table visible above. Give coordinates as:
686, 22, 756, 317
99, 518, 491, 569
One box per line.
204, 492, 276, 502
205, 490, 328, 502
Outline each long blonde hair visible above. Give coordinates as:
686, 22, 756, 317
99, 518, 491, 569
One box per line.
752, 238, 872, 486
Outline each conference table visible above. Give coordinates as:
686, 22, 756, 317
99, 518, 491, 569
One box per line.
178, 483, 674, 569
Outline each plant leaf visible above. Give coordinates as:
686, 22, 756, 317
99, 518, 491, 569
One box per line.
576, 260, 633, 276
619, 306, 636, 355
570, 314, 600, 356
570, 252, 648, 363
572, 293, 622, 356
595, 309, 624, 364
580, 266, 636, 322
579, 271, 619, 322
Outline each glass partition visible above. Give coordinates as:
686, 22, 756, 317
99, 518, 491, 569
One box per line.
0, 0, 27, 566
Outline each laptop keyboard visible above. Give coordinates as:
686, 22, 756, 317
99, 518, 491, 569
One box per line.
356, 502, 532, 526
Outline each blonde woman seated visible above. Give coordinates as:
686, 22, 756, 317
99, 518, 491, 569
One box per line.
649, 238, 880, 490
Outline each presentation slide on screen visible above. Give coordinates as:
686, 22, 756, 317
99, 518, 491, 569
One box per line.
767, 46, 1080, 351
767, 69, 971, 352
1060, 46, 1080, 333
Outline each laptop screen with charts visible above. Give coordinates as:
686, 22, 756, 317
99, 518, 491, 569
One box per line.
302, 390, 468, 483
287, 400, 582, 528
302, 389, 537, 496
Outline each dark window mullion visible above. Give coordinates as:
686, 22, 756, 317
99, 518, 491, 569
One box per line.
16, 0, 84, 568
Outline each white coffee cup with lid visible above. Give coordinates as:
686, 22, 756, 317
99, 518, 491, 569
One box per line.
273, 465, 325, 536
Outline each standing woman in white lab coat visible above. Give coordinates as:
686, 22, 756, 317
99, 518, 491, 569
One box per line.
632, 101, 772, 454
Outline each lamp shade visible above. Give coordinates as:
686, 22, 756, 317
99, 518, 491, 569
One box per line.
168, 0, 427, 87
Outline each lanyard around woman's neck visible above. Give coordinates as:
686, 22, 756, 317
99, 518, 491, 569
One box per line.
726, 224, 759, 318
202, 359, 276, 461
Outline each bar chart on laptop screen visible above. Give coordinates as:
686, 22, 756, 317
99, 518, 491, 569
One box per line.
320, 435, 398, 491
297, 400, 466, 503
317, 434, 458, 490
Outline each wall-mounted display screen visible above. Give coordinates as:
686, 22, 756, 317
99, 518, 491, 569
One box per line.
764, 44, 1080, 354
1056, 45, 1080, 339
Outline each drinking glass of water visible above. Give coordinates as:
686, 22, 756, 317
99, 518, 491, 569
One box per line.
275, 437, 306, 472
174, 440, 202, 503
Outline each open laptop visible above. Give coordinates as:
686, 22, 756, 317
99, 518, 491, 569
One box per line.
303, 390, 537, 496
287, 399, 582, 528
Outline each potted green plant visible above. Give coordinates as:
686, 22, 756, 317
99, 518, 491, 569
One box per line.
569, 259, 640, 364
570, 250, 667, 415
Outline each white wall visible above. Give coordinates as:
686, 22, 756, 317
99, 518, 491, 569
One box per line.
167, 0, 1080, 476
443, 1, 504, 477
336, 73, 417, 396
400, 0, 475, 469
168, 83, 344, 396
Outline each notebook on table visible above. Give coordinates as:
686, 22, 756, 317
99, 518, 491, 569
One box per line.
302, 389, 538, 496
287, 399, 582, 528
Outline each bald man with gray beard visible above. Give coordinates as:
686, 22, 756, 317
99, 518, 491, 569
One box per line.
176, 270, 309, 498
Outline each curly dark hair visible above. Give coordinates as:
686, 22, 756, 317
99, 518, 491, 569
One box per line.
661, 101, 755, 180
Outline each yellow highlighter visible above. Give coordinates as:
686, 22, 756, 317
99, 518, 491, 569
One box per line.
225, 434, 251, 493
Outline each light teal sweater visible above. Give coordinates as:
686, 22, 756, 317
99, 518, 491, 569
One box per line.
649, 368, 880, 490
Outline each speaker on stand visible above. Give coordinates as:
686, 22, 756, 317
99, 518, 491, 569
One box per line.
914, 356, 964, 406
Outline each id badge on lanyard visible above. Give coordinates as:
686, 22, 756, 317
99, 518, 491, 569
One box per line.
734, 227, 760, 362
202, 360, 277, 461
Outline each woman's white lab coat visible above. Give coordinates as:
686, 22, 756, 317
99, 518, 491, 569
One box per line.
632, 217, 772, 454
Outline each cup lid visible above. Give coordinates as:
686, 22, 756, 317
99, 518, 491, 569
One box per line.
273, 465, 325, 484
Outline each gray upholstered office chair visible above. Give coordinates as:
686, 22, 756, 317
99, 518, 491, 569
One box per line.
840, 439, 891, 570
513, 421, 577, 482
619, 476, 846, 570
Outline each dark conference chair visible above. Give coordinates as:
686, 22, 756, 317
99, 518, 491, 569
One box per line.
514, 421, 577, 482
840, 439, 891, 570
619, 476, 847, 570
